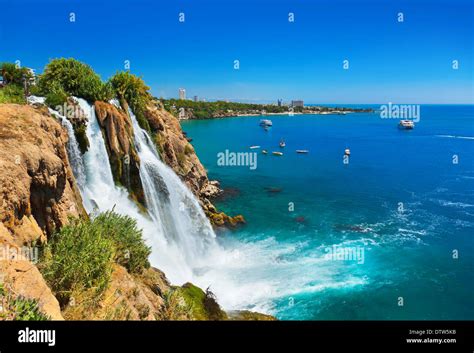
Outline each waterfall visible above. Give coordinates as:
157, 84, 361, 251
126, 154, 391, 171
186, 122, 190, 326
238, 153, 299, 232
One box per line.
30, 95, 289, 313
128, 108, 218, 263
73, 98, 200, 283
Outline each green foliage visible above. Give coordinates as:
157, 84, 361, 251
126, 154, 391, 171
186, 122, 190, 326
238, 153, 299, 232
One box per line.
0, 84, 25, 104
0, 284, 50, 321
157, 290, 194, 320
161, 99, 372, 119
37, 58, 113, 103
93, 211, 151, 274
109, 71, 152, 131
177, 283, 227, 320
40, 211, 150, 306
44, 81, 67, 108
162, 99, 289, 119
1, 62, 32, 86
41, 217, 115, 306
11, 297, 50, 321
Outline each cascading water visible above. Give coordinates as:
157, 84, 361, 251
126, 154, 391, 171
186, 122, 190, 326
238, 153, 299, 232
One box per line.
128, 109, 218, 264
35, 96, 350, 315
73, 98, 201, 282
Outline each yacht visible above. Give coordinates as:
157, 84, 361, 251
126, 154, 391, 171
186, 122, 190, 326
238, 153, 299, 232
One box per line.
259, 119, 273, 127
398, 120, 415, 129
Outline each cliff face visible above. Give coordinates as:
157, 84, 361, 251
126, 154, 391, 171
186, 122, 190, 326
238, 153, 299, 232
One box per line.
94, 101, 144, 205
0, 104, 85, 243
143, 102, 245, 227
0, 103, 87, 320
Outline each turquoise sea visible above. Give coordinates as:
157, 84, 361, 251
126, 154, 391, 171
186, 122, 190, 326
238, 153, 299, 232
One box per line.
182, 105, 474, 320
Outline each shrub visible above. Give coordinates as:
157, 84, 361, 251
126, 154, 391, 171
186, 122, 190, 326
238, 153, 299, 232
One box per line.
157, 290, 193, 320
44, 81, 68, 108
0, 284, 50, 321
109, 71, 152, 131
11, 297, 50, 321
41, 218, 115, 306
0, 84, 25, 104
40, 211, 150, 306
37, 58, 113, 103
94, 211, 151, 274
203, 287, 227, 320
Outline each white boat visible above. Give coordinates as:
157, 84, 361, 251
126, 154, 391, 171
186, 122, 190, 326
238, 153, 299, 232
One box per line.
398, 120, 415, 129
344, 148, 351, 156
272, 151, 283, 156
279, 139, 286, 148
259, 119, 272, 127
296, 150, 309, 154
262, 149, 268, 154
250, 145, 260, 149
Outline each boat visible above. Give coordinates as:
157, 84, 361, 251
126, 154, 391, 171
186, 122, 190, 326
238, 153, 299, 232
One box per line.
262, 149, 268, 154
398, 120, 415, 129
296, 150, 309, 154
279, 139, 286, 148
344, 148, 351, 156
272, 151, 283, 156
250, 145, 260, 149
259, 119, 273, 127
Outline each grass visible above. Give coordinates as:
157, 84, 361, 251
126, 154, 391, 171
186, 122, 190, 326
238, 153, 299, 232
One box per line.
0, 84, 26, 104
40, 211, 151, 308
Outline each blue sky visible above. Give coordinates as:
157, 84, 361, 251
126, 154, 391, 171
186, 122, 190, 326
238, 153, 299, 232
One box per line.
1, 0, 473, 104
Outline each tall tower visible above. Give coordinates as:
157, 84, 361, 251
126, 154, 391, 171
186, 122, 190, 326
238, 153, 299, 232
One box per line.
179, 88, 186, 100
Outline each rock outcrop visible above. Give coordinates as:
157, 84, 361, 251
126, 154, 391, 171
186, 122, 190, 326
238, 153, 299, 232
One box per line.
0, 104, 85, 242
0, 103, 86, 320
94, 101, 144, 205
0, 260, 64, 320
143, 102, 245, 227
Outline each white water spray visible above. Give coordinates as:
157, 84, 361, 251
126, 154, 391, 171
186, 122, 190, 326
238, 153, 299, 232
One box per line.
38, 97, 366, 315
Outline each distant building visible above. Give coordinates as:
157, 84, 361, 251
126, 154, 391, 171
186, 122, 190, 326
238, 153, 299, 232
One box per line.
277, 99, 282, 107
193, 95, 198, 102
291, 100, 304, 108
26, 68, 36, 86
179, 88, 186, 100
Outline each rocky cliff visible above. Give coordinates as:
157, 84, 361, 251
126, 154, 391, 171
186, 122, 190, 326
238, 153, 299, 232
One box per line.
0, 104, 85, 244
0, 102, 269, 321
0, 103, 86, 320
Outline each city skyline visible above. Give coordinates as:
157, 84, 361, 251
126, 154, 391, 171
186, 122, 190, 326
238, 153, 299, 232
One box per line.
1, 0, 473, 104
